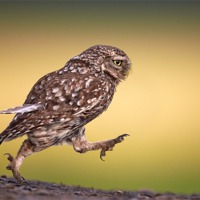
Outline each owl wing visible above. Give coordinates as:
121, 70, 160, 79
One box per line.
26, 73, 108, 118
0, 69, 109, 142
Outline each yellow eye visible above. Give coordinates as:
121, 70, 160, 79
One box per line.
113, 60, 122, 67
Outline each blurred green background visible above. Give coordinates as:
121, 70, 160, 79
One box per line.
0, 1, 200, 194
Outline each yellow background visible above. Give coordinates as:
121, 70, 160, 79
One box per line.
0, 2, 200, 194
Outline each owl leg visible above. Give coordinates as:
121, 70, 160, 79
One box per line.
5, 139, 34, 183
72, 129, 129, 161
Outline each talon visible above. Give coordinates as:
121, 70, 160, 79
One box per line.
4, 153, 27, 184
99, 134, 130, 161
116, 134, 130, 142
20, 176, 28, 184
4, 153, 14, 162
100, 149, 106, 161
6, 165, 12, 170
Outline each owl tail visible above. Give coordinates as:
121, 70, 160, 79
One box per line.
0, 104, 44, 114
0, 128, 26, 145
0, 133, 7, 145
0, 104, 44, 145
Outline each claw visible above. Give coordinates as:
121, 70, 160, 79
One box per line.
116, 134, 130, 143
4, 153, 14, 162
99, 134, 130, 161
100, 149, 106, 161
4, 153, 27, 184
18, 176, 28, 184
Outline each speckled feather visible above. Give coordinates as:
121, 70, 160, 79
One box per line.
0, 45, 131, 150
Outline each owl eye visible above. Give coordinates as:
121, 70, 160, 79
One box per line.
113, 60, 122, 67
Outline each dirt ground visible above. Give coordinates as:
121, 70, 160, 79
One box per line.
0, 176, 199, 200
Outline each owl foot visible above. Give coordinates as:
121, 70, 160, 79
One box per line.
4, 153, 27, 184
72, 132, 129, 160
100, 134, 129, 161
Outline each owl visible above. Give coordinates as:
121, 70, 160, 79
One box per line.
0, 45, 131, 183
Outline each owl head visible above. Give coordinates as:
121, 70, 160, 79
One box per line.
71, 45, 131, 83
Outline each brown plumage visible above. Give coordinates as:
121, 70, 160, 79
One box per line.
0, 45, 131, 182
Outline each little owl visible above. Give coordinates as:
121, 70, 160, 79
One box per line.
0, 45, 131, 183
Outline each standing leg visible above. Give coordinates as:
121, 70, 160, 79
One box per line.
5, 139, 35, 183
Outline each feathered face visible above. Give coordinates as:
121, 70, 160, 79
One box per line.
76, 45, 131, 83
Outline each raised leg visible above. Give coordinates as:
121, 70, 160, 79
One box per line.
5, 139, 34, 183
71, 128, 129, 160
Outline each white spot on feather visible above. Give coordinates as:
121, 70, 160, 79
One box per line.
55, 91, 62, 97
77, 100, 84, 106
52, 87, 60, 93
72, 93, 78, 98
47, 76, 52, 81
60, 118, 65, 122
87, 99, 91, 104
47, 96, 52, 100
59, 96, 66, 102
72, 55, 80, 59
91, 98, 97, 102
85, 79, 93, 88
60, 80, 66, 85
58, 70, 63, 74
53, 105, 59, 111
69, 66, 74, 70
